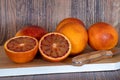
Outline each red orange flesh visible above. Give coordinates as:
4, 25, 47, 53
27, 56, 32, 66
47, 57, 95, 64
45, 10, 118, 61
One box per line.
39, 32, 71, 62
4, 36, 38, 63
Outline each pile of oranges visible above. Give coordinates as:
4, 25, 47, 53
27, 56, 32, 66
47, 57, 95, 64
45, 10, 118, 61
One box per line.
4, 18, 118, 63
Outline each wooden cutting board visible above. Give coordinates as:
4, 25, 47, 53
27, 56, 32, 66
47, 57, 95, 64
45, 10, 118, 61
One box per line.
0, 46, 120, 77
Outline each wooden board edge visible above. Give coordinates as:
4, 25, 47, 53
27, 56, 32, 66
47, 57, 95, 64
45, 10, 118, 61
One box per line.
0, 62, 120, 77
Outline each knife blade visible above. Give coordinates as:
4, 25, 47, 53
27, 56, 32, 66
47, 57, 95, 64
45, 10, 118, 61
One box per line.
72, 47, 120, 66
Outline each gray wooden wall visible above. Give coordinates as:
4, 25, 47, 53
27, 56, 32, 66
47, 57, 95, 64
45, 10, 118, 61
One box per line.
0, 0, 120, 46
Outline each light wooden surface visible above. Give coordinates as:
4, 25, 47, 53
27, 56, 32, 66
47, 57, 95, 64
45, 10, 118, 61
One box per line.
0, 46, 71, 68
1, 45, 120, 69
1, 45, 120, 77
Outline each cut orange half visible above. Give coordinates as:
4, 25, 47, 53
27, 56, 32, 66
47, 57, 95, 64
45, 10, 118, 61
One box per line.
4, 36, 38, 63
39, 32, 71, 62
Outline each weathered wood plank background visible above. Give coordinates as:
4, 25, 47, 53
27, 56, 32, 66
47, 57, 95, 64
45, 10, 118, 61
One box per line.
0, 0, 120, 46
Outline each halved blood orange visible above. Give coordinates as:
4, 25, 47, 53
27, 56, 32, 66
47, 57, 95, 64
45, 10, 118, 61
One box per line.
4, 36, 38, 63
39, 32, 71, 62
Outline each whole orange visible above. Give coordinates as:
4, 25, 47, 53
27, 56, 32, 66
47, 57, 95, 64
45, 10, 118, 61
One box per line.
56, 22, 88, 55
88, 22, 118, 50
56, 18, 85, 31
15, 25, 47, 41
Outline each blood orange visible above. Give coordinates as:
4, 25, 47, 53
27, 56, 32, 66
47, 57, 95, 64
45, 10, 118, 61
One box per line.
88, 22, 118, 50
39, 32, 71, 62
4, 36, 38, 63
56, 18, 85, 31
56, 22, 88, 55
15, 25, 47, 40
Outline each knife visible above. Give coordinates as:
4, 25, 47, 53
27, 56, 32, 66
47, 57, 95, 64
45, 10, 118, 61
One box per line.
72, 47, 120, 66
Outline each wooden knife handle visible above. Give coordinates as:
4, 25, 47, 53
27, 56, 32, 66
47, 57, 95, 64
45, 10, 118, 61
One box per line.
72, 50, 113, 66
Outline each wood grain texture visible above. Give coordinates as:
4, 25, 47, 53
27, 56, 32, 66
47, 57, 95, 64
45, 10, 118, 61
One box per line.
0, 0, 120, 46
0, 70, 120, 80
0, 44, 120, 79
1, 45, 120, 68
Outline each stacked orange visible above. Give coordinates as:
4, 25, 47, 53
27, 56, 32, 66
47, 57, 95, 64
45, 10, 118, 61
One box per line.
56, 18, 88, 55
